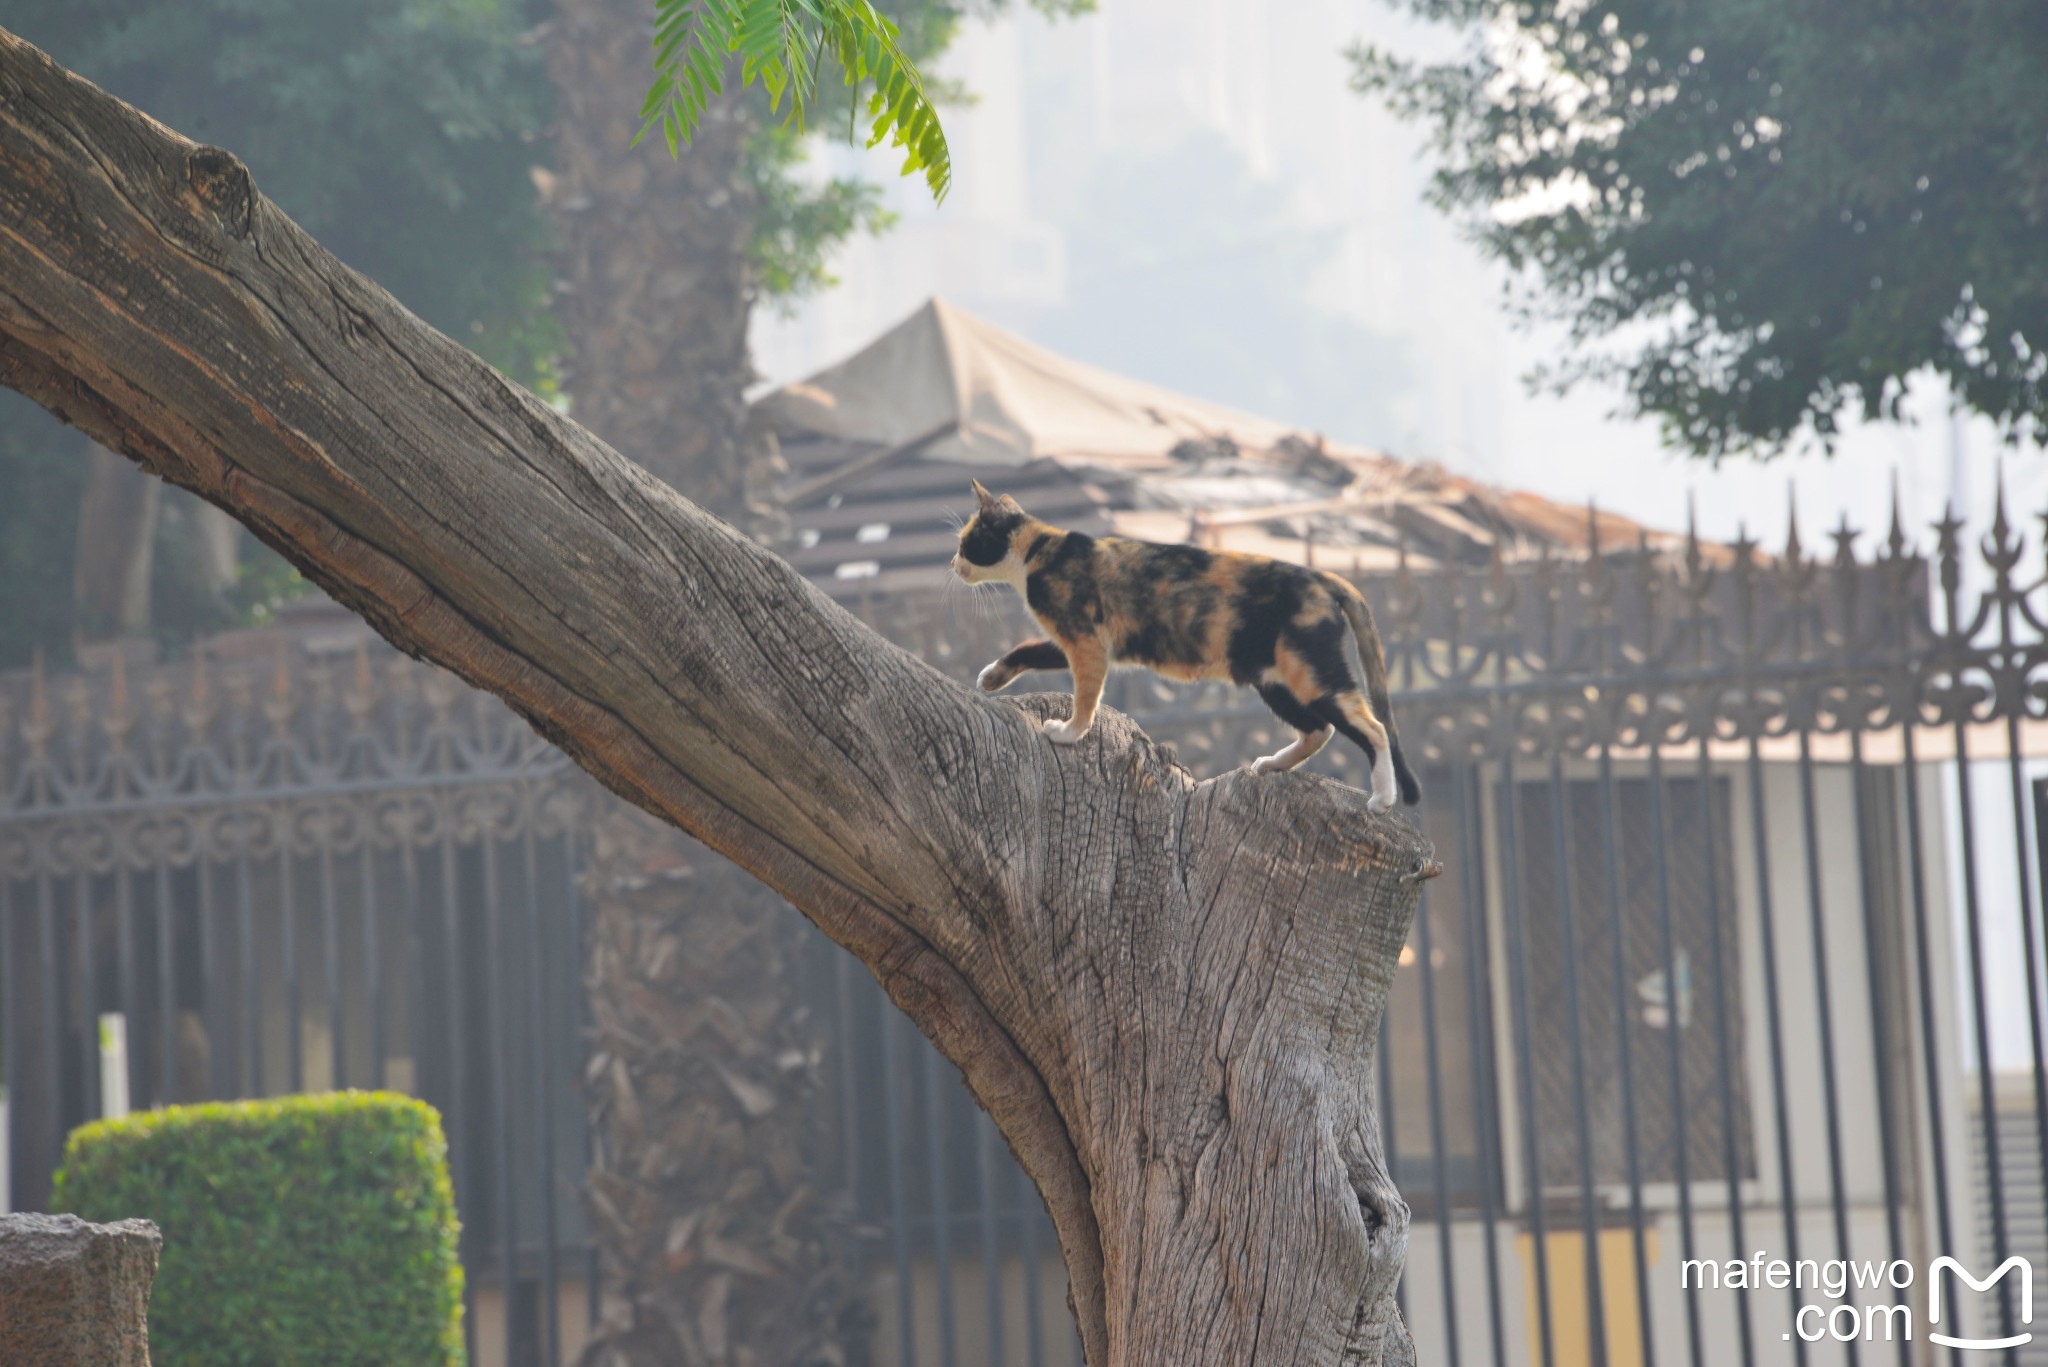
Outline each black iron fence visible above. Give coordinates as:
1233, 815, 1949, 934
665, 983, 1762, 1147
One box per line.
6, 491, 2048, 1367
0, 626, 596, 1364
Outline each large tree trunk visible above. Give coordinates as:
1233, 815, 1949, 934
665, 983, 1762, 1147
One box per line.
543, 0, 780, 535
580, 806, 866, 1367
543, 11, 814, 1362
71, 438, 160, 640
0, 30, 1432, 1366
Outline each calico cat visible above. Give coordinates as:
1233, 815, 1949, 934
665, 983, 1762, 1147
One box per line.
952, 481, 1421, 812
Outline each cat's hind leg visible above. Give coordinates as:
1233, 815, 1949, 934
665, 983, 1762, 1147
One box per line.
1310, 691, 1399, 813
1252, 726, 1333, 774
1252, 683, 1333, 773
978, 638, 1069, 692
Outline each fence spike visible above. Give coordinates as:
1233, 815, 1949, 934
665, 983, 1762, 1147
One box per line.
1991, 459, 2012, 546
27, 646, 49, 751
1933, 501, 1965, 599
184, 644, 215, 737
108, 642, 128, 723
1886, 472, 1907, 559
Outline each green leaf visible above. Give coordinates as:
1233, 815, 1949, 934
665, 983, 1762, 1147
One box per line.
642, 0, 952, 202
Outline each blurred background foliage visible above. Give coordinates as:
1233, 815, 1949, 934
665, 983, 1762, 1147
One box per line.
1, 0, 560, 668
1355, 0, 2048, 459
0, 0, 1082, 668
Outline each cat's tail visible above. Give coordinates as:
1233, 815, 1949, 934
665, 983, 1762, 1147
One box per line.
1324, 573, 1422, 806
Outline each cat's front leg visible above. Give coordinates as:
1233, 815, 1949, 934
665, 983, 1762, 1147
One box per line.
1045, 637, 1107, 744
978, 638, 1070, 692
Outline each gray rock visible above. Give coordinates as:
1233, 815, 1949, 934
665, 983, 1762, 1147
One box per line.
0, 1212, 161, 1366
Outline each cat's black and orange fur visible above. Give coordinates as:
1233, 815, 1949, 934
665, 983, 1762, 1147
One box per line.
953, 482, 1421, 812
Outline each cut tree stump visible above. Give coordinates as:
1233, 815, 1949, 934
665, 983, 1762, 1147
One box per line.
0, 1213, 161, 1366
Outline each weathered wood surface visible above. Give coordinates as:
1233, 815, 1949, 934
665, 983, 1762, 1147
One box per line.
0, 1213, 161, 1366
0, 30, 1432, 1365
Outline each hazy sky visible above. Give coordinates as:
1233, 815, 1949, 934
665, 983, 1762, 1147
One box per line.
752, 0, 2036, 558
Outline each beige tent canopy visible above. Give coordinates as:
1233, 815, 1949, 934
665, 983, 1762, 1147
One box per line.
755, 296, 1306, 470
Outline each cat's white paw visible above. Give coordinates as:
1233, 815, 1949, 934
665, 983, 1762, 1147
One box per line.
977, 662, 1012, 693
1043, 718, 1091, 745
1367, 750, 1398, 814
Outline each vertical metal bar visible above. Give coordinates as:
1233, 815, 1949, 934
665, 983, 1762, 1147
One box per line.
1693, 744, 1753, 1367
1847, 738, 1911, 1367
1793, 733, 1860, 1367
436, 814, 474, 1361
1904, 732, 1962, 1367
1, 878, 15, 1192
363, 833, 384, 1091
115, 865, 141, 1109
282, 844, 303, 1093
1643, 745, 1705, 1367
1743, 743, 1809, 1367
976, 1114, 1005, 1367
1492, 760, 1556, 1367
1948, 725, 2019, 1351
921, 1043, 959, 1367
1544, 755, 1608, 1367
479, 834, 517, 1354
1413, 880, 1462, 1367
196, 857, 221, 1098
155, 862, 176, 1105
37, 870, 62, 1181
1452, 761, 1509, 1367
1595, 750, 1656, 1367
74, 873, 99, 1122
877, 999, 918, 1367
561, 839, 600, 1335
521, 824, 560, 1367
235, 817, 260, 1096
319, 842, 343, 1090
400, 831, 426, 1097
2000, 720, 2048, 1222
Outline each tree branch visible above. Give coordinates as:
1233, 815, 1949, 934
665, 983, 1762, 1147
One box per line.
0, 29, 1433, 1364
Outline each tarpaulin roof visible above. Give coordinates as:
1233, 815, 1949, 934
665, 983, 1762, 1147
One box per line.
755, 297, 1303, 469
754, 298, 1687, 599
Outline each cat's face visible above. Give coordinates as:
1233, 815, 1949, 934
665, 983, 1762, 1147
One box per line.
953, 482, 1028, 585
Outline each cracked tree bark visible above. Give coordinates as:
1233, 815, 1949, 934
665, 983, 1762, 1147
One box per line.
0, 30, 1431, 1366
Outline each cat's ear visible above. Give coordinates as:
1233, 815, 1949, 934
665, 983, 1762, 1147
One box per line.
972, 480, 999, 512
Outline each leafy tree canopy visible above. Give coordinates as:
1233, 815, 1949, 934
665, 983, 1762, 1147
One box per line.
7, 0, 558, 382
1354, 0, 2048, 458
1, 0, 558, 668
651, 0, 1090, 228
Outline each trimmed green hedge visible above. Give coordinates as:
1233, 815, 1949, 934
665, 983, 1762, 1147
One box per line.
55, 1091, 464, 1367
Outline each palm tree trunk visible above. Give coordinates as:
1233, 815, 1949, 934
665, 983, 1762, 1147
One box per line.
579, 806, 864, 1366
543, 9, 812, 1362
543, 0, 780, 533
